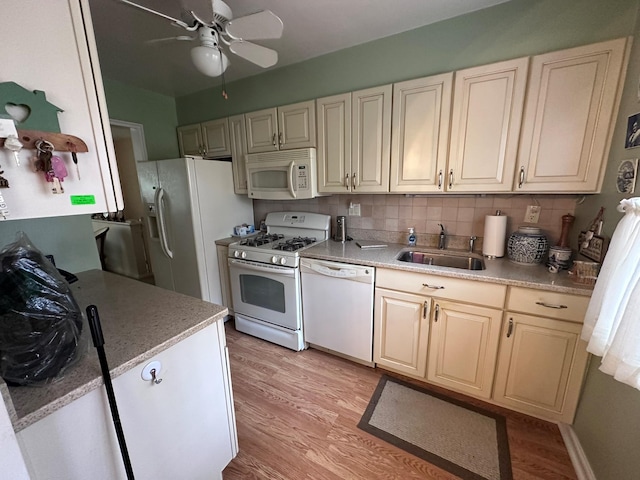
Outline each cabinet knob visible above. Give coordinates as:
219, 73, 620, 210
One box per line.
352, 172, 356, 190
518, 166, 525, 188
449, 169, 454, 189
278, 131, 283, 147
506, 317, 514, 338
272, 133, 277, 146
345, 173, 350, 191
535, 301, 568, 309
438, 170, 443, 190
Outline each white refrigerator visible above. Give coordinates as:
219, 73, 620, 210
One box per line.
137, 157, 253, 303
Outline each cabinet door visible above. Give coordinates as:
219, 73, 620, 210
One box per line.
246, 108, 278, 153
390, 73, 453, 193
516, 38, 627, 193
202, 118, 231, 158
316, 93, 352, 193
177, 124, 205, 156
229, 114, 249, 193
493, 313, 589, 423
427, 301, 502, 399
448, 57, 528, 192
352, 85, 392, 192
278, 100, 316, 149
374, 288, 430, 378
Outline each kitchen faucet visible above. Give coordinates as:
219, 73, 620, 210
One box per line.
438, 224, 446, 249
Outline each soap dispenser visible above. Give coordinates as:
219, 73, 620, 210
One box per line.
408, 227, 417, 246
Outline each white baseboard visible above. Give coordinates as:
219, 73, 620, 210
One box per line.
558, 423, 597, 480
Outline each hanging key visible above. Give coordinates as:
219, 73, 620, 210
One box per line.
50, 155, 68, 194
67, 141, 80, 179
0, 191, 9, 220
4, 135, 23, 166
0, 165, 9, 188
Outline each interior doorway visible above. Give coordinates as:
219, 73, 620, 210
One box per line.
91, 119, 153, 282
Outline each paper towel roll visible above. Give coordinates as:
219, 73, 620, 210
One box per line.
483, 214, 507, 258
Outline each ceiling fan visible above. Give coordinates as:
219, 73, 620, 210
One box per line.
118, 0, 284, 78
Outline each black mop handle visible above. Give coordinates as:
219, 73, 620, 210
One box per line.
86, 305, 135, 480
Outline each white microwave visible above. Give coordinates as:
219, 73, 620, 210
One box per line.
245, 148, 319, 200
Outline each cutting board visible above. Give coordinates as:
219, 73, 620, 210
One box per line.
356, 240, 388, 249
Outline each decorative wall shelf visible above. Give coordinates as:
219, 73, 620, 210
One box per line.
0, 129, 88, 152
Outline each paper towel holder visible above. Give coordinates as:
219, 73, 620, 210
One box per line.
482, 210, 507, 259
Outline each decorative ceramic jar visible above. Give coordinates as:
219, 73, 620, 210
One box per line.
507, 226, 549, 265
548, 245, 573, 270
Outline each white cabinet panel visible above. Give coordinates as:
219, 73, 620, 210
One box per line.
352, 85, 392, 192
246, 101, 316, 153
229, 114, 249, 193
516, 38, 628, 192
316, 93, 352, 193
390, 73, 452, 193
448, 57, 528, 192
1, 0, 123, 220
177, 123, 205, 156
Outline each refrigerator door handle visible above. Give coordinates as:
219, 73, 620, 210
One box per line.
155, 187, 174, 259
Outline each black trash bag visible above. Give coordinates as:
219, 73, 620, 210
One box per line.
0, 232, 85, 386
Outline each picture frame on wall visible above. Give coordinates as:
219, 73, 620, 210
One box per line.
616, 159, 638, 194
625, 113, 640, 148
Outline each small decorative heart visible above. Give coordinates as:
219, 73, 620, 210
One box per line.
5, 103, 31, 124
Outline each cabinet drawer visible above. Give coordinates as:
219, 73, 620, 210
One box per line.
507, 287, 590, 323
376, 268, 506, 308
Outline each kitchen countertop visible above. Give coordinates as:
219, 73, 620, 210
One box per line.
1, 270, 227, 432
301, 240, 594, 296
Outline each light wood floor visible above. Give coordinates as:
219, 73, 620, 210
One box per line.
222, 322, 577, 480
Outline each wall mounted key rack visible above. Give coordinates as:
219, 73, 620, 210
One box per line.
0, 129, 88, 152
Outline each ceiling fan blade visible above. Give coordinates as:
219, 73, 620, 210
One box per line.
118, 0, 191, 29
226, 11, 283, 40
229, 41, 278, 68
145, 35, 196, 45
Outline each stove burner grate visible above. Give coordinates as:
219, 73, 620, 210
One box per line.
272, 236, 317, 252
240, 233, 284, 247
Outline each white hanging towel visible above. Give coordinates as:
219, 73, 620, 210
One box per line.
581, 197, 640, 390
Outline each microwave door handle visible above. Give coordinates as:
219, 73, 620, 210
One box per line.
288, 160, 297, 198
155, 187, 174, 259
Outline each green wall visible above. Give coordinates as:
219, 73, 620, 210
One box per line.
176, 0, 637, 124
103, 78, 179, 160
571, 2, 640, 479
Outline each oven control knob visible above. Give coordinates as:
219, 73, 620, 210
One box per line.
271, 255, 278, 264
280, 258, 287, 265
233, 250, 240, 258
241, 251, 247, 259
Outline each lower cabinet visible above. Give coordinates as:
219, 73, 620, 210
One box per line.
374, 288, 430, 377
493, 287, 590, 423
17, 321, 238, 480
373, 268, 590, 423
427, 300, 502, 399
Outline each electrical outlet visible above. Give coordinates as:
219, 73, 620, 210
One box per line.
524, 205, 541, 223
348, 203, 361, 216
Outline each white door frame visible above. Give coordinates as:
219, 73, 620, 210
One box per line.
109, 119, 148, 163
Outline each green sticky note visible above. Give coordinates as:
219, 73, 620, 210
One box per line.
70, 195, 96, 205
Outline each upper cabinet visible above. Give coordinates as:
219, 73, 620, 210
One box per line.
448, 58, 528, 193
390, 73, 453, 193
318, 86, 392, 193
516, 38, 628, 193
177, 118, 231, 158
351, 85, 393, 193
229, 114, 249, 194
316, 93, 352, 193
1, 0, 123, 220
245, 100, 316, 153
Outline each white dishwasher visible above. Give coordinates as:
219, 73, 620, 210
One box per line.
300, 258, 375, 363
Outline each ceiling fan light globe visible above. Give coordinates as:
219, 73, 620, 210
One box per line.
190, 46, 229, 77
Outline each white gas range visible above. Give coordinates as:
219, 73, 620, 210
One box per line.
227, 212, 331, 351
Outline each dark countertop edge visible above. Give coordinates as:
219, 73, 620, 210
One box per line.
300, 241, 594, 297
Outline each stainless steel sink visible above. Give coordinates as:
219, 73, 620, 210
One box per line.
396, 249, 485, 270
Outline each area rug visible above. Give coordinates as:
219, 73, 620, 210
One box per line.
358, 375, 512, 480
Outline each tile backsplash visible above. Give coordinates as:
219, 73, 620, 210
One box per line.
254, 194, 582, 249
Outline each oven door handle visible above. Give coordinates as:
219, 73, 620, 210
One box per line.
229, 259, 296, 276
